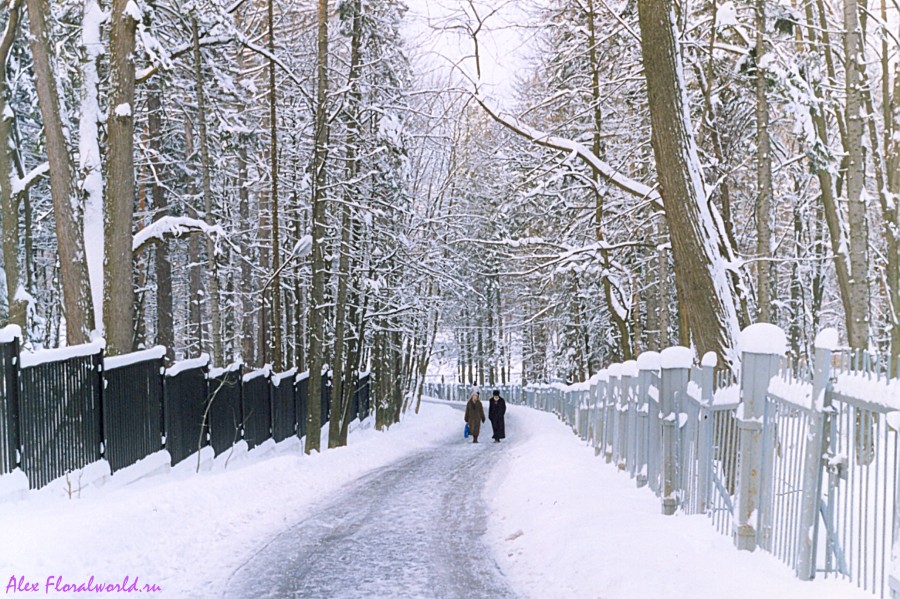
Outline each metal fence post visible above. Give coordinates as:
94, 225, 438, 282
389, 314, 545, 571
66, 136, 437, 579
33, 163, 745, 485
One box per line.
594, 376, 606, 457
796, 328, 834, 579
622, 361, 638, 477
619, 363, 636, 471
606, 367, 620, 464
660, 346, 691, 515
734, 323, 785, 551
695, 352, 716, 515
636, 352, 659, 489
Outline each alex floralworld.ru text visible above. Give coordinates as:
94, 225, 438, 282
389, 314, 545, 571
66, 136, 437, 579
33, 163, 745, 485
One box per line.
5, 575, 162, 594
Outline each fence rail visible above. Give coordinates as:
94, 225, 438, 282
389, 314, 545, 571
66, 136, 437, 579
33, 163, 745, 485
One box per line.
0, 329, 373, 489
426, 324, 900, 598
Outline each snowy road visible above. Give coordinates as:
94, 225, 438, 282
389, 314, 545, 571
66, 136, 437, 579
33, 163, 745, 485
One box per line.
223, 405, 519, 599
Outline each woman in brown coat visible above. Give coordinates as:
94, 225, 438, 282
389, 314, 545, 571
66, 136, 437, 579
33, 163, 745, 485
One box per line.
465, 390, 486, 443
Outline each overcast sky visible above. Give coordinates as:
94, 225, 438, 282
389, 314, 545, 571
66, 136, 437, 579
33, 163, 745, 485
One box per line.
402, 0, 539, 104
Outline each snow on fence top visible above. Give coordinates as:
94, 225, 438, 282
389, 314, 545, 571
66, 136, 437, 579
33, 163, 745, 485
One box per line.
739, 323, 786, 356
209, 361, 242, 379
831, 373, 900, 411
297, 370, 310, 381
621, 360, 639, 378
105, 346, 166, 371
637, 350, 661, 371
608, 363, 622, 377
701, 352, 718, 368
18, 340, 105, 369
272, 368, 298, 387
660, 346, 692, 369
242, 365, 271, 383
0, 324, 22, 343
165, 354, 209, 377
814, 327, 840, 351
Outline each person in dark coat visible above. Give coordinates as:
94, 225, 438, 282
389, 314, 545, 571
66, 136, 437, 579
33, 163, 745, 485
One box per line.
465, 390, 486, 443
489, 389, 506, 443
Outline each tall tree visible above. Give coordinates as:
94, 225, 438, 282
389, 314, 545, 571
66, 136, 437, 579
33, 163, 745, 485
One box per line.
306, 0, 330, 453
637, 0, 740, 363
104, 0, 140, 354
25, 0, 96, 345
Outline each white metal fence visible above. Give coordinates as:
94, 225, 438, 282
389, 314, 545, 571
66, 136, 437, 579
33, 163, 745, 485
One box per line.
425, 324, 900, 597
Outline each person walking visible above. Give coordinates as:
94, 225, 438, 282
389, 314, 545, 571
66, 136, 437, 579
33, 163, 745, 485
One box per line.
489, 389, 506, 443
465, 390, 486, 443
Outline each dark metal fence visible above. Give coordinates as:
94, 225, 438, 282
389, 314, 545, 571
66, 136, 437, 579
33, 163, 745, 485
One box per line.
207, 367, 242, 457
272, 371, 297, 442
0, 333, 375, 489
164, 361, 210, 466
103, 349, 165, 473
296, 373, 309, 438
242, 371, 271, 450
0, 337, 19, 475
18, 346, 103, 489
355, 373, 371, 420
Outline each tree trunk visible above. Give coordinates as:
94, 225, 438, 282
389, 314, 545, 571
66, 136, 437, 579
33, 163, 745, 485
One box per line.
306, 0, 330, 453
103, 0, 139, 355
191, 16, 222, 365
843, 0, 870, 349
884, 41, 900, 360
755, 0, 773, 323
586, 0, 632, 361
328, 0, 362, 449
267, 0, 282, 371
147, 86, 174, 363
637, 0, 740, 365
25, 0, 96, 345
0, 1, 24, 330
800, 0, 858, 348
185, 120, 203, 357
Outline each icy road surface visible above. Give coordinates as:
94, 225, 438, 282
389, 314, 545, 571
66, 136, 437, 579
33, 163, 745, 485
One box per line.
223, 408, 518, 599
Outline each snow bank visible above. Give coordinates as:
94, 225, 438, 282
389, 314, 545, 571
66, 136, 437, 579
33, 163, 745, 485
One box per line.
485, 407, 870, 599
0, 403, 462, 597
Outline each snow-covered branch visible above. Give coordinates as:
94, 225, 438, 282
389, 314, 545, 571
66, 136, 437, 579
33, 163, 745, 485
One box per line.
10, 162, 49, 197
132, 216, 225, 254
471, 93, 663, 210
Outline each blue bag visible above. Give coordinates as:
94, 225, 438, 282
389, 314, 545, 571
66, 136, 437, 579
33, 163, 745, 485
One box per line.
464, 423, 470, 438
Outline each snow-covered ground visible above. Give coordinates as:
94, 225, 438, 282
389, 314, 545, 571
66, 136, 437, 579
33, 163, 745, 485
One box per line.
0, 400, 872, 598
487, 404, 870, 599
